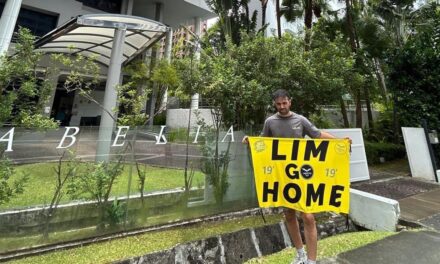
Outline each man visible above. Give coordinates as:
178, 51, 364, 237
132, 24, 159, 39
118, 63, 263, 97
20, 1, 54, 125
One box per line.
243, 89, 344, 264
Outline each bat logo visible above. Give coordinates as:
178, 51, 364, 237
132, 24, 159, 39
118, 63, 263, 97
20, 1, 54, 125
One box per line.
300, 164, 314, 179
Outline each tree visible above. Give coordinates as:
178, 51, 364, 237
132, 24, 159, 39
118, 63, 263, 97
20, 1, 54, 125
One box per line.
67, 156, 125, 230
281, 0, 329, 48
42, 151, 78, 239
260, 0, 269, 27
174, 33, 355, 129
0, 150, 28, 205
0, 28, 58, 128
387, 2, 440, 134
205, 0, 258, 46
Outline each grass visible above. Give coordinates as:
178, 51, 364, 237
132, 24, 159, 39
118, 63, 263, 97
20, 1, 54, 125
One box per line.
370, 158, 410, 175
6, 214, 284, 264
245, 230, 396, 263
1, 162, 205, 210
4, 213, 398, 264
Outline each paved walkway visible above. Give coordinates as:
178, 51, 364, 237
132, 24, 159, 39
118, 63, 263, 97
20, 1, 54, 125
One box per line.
319, 161, 440, 263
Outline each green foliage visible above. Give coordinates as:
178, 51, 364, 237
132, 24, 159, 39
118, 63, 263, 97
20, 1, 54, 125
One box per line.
365, 108, 395, 142
105, 199, 126, 227
0, 152, 29, 205
364, 141, 406, 165
150, 60, 179, 116
197, 110, 231, 205
153, 111, 166, 125
1, 162, 205, 210
205, 0, 258, 46
19, 112, 59, 129
118, 60, 150, 126
6, 214, 282, 264
67, 160, 124, 204
180, 33, 354, 128
308, 112, 334, 129
67, 158, 125, 229
167, 128, 190, 142
0, 28, 58, 128
171, 57, 203, 105
246, 231, 396, 263
51, 52, 100, 93
387, 3, 440, 130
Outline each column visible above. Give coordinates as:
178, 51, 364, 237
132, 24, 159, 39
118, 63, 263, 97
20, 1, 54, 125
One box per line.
161, 27, 173, 109
42, 71, 59, 117
96, 27, 126, 162
121, 0, 134, 15
147, 2, 163, 127
190, 17, 201, 109
0, 0, 23, 56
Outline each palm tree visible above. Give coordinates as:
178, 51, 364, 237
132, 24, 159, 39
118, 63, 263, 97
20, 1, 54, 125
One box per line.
205, 0, 257, 45
276, 0, 282, 38
281, 0, 329, 48
260, 0, 269, 27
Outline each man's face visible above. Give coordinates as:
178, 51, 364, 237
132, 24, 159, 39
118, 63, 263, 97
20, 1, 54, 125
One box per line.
274, 96, 291, 116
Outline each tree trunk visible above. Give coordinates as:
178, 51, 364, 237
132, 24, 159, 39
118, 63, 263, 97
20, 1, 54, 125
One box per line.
345, 0, 357, 52
148, 84, 158, 127
355, 89, 362, 128
244, 2, 250, 33
340, 98, 350, 128
276, 0, 282, 38
392, 94, 400, 143
304, 0, 313, 50
261, 0, 268, 27
373, 57, 389, 104
363, 84, 374, 129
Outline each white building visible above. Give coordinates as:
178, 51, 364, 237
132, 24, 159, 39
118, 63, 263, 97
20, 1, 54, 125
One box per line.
0, 0, 215, 127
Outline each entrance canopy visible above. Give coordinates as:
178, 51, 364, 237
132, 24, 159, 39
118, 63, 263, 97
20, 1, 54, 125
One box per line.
34, 14, 169, 67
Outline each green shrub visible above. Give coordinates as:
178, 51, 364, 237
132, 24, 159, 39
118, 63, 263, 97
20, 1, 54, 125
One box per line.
364, 142, 406, 165
153, 112, 166, 125
167, 128, 189, 142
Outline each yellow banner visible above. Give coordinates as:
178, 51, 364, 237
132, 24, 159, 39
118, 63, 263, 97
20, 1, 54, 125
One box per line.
248, 137, 350, 214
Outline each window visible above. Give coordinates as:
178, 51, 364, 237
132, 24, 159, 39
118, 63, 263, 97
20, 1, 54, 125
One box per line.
76, 0, 122, 13
0, 2, 58, 38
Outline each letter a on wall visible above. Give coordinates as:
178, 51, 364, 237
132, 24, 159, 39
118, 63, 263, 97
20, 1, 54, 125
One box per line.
248, 137, 351, 214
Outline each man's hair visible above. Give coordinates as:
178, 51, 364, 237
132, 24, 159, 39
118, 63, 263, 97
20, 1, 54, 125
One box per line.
272, 89, 290, 100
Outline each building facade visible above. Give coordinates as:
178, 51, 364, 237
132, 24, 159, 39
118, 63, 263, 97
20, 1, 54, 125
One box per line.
0, 0, 215, 127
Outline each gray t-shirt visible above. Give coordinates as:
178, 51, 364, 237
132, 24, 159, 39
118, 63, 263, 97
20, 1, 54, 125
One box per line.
261, 112, 321, 139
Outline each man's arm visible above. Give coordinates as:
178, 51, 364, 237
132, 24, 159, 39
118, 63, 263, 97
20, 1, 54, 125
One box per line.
319, 131, 336, 139
320, 130, 352, 144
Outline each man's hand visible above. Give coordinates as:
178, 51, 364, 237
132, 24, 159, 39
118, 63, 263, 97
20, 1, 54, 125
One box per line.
242, 136, 249, 144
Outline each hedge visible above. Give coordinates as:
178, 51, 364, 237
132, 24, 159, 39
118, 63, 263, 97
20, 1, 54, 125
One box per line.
364, 142, 406, 165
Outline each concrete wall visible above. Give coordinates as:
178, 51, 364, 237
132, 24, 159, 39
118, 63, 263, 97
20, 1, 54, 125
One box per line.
323, 108, 380, 129
70, 90, 105, 126
349, 189, 400, 231
166, 109, 214, 129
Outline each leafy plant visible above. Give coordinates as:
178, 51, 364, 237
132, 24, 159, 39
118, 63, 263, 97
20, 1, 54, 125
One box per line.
387, 3, 440, 132
0, 150, 29, 205
105, 199, 125, 227
197, 109, 231, 205
42, 151, 79, 239
67, 156, 125, 229
0, 27, 58, 128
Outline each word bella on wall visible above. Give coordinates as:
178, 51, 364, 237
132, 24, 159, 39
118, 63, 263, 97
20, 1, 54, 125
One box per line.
0, 126, 237, 152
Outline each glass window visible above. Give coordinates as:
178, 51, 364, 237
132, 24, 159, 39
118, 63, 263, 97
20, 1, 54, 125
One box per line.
76, 0, 122, 13
0, 2, 58, 38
